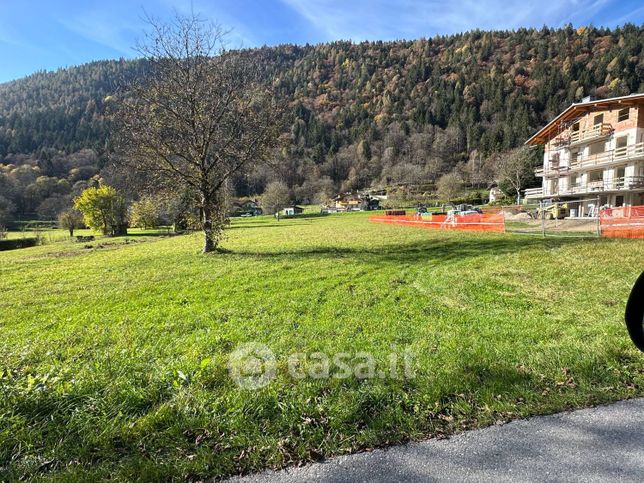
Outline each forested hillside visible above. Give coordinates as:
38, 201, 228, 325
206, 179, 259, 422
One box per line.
1, 24, 643, 221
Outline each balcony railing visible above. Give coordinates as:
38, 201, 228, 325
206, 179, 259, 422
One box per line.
550, 123, 613, 148
536, 141, 644, 177
524, 187, 544, 198
544, 176, 644, 197
569, 123, 613, 145
569, 141, 644, 171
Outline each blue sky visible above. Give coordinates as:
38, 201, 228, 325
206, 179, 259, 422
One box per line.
1, 0, 643, 83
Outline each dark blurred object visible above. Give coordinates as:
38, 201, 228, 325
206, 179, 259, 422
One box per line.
625, 271, 644, 352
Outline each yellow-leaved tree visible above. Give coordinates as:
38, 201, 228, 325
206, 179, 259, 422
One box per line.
74, 185, 128, 236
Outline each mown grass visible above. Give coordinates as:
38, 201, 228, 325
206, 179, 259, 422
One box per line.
1, 212, 643, 480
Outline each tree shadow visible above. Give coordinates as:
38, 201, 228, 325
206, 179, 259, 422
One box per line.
224, 235, 589, 265
285, 213, 329, 220
226, 222, 299, 230
120, 231, 179, 238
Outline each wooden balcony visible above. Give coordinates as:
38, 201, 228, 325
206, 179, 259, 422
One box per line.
568, 123, 613, 146
549, 123, 614, 149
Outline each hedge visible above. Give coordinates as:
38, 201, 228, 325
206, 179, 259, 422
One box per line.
0, 238, 40, 251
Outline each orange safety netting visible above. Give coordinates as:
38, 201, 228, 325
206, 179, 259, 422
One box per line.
369, 213, 506, 233
600, 205, 644, 239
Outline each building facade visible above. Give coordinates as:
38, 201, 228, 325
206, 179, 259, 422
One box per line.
525, 93, 644, 216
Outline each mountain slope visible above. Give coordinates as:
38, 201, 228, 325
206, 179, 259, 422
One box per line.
0, 24, 643, 218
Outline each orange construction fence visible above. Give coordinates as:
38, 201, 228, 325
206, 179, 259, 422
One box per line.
369, 212, 506, 233
600, 205, 644, 239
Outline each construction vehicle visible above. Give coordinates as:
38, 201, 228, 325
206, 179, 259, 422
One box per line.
530, 199, 569, 220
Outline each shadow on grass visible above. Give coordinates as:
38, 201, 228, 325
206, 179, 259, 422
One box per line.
224, 234, 590, 265
284, 213, 329, 220
227, 217, 320, 230
120, 232, 178, 238
226, 222, 300, 230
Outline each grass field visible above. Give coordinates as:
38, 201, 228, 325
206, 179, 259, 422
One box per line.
1, 212, 643, 480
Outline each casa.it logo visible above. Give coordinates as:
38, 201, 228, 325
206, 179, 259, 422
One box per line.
228, 342, 276, 389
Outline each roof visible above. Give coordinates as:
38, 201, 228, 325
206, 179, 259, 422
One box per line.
525, 92, 644, 146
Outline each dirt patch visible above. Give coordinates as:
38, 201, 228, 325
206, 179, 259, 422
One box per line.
504, 212, 532, 221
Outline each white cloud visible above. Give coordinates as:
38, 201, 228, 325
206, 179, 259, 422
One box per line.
57, 6, 148, 56
600, 4, 644, 27
159, 0, 257, 48
281, 0, 616, 41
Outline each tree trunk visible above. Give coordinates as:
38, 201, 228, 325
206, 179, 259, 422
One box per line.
113, 224, 128, 236
69, 228, 74, 237
202, 202, 215, 253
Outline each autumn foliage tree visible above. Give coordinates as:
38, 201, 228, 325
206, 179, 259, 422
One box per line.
74, 185, 127, 236
112, 13, 281, 253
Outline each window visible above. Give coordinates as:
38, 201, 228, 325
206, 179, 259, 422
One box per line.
618, 108, 630, 122
615, 136, 628, 156
589, 170, 603, 182
593, 114, 604, 126
570, 175, 579, 187
589, 142, 604, 155
572, 122, 580, 132
616, 166, 626, 182
615, 195, 624, 207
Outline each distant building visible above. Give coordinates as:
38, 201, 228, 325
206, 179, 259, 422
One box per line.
230, 198, 262, 217
283, 206, 304, 216
324, 192, 380, 212
525, 93, 644, 215
489, 185, 503, 203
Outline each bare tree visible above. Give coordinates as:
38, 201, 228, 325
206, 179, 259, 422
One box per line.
495, 147, 539, 204
261, 181, 290, 215
112, 13, 281, 252
436, 172, 463, 203
58, 208, 85, 237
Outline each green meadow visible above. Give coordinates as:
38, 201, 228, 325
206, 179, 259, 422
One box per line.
1, 212, 643, 480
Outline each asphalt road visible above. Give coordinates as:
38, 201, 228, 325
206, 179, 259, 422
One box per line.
230, 398, 644, 482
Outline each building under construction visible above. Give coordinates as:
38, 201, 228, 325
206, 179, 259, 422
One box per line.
525, 93, 644, 216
